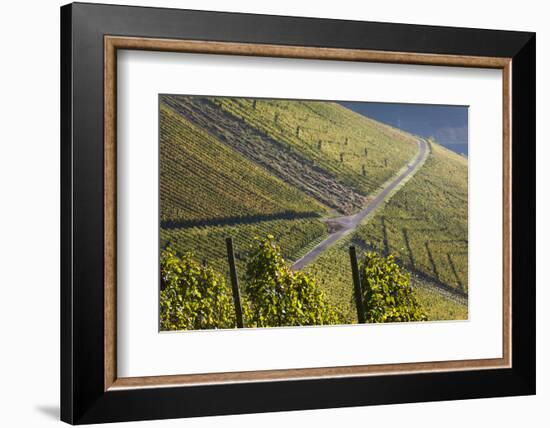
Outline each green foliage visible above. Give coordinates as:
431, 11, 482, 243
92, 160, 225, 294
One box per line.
244, 236, 342, 327
359, 252, 427, 323
308, 234, 467, 323
158, 236, 452, 332
159, 248, 236, 331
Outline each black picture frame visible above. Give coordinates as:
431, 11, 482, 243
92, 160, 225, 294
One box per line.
61, 2, 535, 424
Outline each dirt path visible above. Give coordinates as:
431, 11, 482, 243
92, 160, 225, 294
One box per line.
292, 138, 429, 270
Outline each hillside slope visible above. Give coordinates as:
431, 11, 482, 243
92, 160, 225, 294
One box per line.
160, 102, 326, 224
215, 97, 418, 199
356, 142, 468, 294
163, 95, 417, 215
308, 142, 468, 321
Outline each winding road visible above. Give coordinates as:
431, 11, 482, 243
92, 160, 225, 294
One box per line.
291, 138, 429, 270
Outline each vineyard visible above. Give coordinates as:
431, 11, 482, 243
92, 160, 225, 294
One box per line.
307, 233, 467, 322
158, 94, 469, 327
162, 95, 417, 215
160, 235, 427, 331
161, 218, 327, 281
160, 102, 326, 223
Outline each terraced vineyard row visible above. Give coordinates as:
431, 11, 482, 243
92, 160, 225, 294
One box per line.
160, 218, 328, 281
355, 143, 468, 294
214, 97, 418, 197
307, 233, 467, 323
160, 102, 326, 223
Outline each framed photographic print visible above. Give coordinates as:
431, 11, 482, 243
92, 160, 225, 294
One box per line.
60, 2, 536, 424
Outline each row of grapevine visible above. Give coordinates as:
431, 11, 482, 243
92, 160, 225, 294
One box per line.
160, 235, 426, 331
354, 143, 468, 293
160, 102, 326, 223
213, 97, 418, 197
161, 218, 327, 279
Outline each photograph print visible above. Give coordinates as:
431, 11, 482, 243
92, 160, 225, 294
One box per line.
159, 95, 468, 331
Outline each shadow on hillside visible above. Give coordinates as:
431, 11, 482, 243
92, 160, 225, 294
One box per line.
349, 234, 468, 301
161, 210, 321, 230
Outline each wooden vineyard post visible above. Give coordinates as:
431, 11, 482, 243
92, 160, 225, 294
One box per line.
349, 246, 366, 323
226, 237, 245, 328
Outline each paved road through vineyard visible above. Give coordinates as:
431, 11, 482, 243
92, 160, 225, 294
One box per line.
292, 138, 429, 270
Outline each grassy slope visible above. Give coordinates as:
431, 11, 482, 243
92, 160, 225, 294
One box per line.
308, 142, 468, 322
160, 103, 326, 223
216, 98, 418, 200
